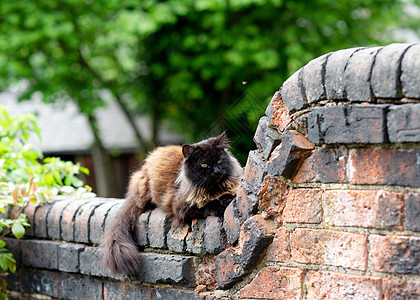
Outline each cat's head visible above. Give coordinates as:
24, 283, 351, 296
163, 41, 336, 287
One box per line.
181, 132, 234, 187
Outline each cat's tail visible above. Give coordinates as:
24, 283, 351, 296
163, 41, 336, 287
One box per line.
99, 170, 149, 276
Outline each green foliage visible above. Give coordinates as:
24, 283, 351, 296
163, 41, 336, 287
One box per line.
0, 105, 92, 298
0, 0, 418, 163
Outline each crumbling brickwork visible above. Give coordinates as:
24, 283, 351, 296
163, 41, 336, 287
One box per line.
4, 43, 420, 299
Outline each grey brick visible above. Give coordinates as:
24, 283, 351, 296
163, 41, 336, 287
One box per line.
89, 200, 121, 244
404, 194, 420, 232
167, 223, 189, 253
371, 43, 412, 99
79, 246, 121, 279
253, 116, 282, 160
58, 243, 85, 273
215, 248, 246, 289
244, 150, 267, 195
3, 237, 21, 264
74, 199, 107, 243
60, 272, 103, 300
135, 210, 151, 247
134, 253, 195, 287
308, 105, 388, 144
301, 53, 330, 103
204, 216, 225, 255
280, 70, 307, 112
387, 103, 420, 143
344, 47, 382, 102
401, 44, 420, 98
325, 47, 364, 99
223, 199, 242, 245
186, 219, 206, 254
21, 239, 59, 269
46, 198, 74, 240
20, 268, 60, 298
148, 208, 170, 249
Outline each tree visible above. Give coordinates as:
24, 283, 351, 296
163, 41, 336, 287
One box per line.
0, 0, 416, 164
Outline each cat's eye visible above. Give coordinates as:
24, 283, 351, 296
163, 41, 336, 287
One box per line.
218, 159, 223, 164
201, 163, 208, 168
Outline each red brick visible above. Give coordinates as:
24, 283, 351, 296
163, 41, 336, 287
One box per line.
404, 193, 420, 232
22, 202, 37, 236
60, 199, 92, 241
347, 148, 420, 187
269, 91, 292, 131
215, 248, 246, 289
291, 228, 367, 271
74, 199, 107, 243
33, 202, 55, 238
258, 175, 289, 225
236, 182, 258, 221
186, 218, 205, 254
323, 189, 405, 229
196, 256, 217, 290
293, 147, 347, 183
167, 222, 189, 253
305, 271, 382, 300
283, 188, 322, 223
237, 266, 303, 299
369, 234, 420, 274
21, 239, 59, 269
383, 278, 420, 300
266, 227, 291, 263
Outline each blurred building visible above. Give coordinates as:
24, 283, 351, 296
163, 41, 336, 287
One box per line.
1, 90, 184, 198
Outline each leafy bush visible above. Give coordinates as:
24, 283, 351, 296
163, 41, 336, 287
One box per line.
0, 104, 93, 298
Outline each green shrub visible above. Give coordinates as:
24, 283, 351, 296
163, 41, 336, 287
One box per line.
0, 104, 93, 298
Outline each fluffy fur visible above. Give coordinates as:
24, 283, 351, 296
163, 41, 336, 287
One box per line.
100, 133, 243, 276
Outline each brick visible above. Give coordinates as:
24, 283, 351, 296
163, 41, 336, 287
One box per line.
215, 248, 246, 289
80, 246, 119, 279
235, 215, 276, 270
280, 70, 307, 112
371, 43, 411, 98
237, 266, 303, 299
253, 116, 282, 159
267, 130, 314, 179
58, 243, 85, 273
308, 105, 388, 144
401, 44, 420, 98
22, 202, 37, 236
383, 278, 420, 300
46, 198, 74, 240
186, 218, 206, 254
204, 216, 225, 254
347, 148, 420, 187
405, 193, 420, 231
266, 91, 292, 130
306, 270, 382, 300
283, 188, 322, 223
3, 237, 21, 264
89, 200, 122, 244
20, 268, 60, 298
21, 239, 59, 269
167, 223, 189, 253
60, 199, 92, 242
266, 227, 291, 263
292, 228, 367, 271
387, 103, 420, 143
302, 53, 330, 104
134, 253, 195, 287
196, 256, 217, 290
223, 199, 242, 245
244, 150, 267, 194
344, 46, 382, 102
293, 147, 348, 183
60, 272, 104, 300
148, 208, 170, 249
258, 175, 289, 225
369, 234, 420, 274
74, 199, 107, 243
33, 202, 55, 238
325, 47, 364, 100
2, 266, 19, 291
324, 189, 405, 230
235, 181, 258, 222
102, 201, 123, 238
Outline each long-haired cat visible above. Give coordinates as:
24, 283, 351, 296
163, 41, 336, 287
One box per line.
100, 132, 243, 276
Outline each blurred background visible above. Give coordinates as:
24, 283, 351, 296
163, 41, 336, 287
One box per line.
1, 0, 419, 197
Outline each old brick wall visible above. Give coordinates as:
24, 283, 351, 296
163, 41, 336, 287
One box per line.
3, 43, 420, 299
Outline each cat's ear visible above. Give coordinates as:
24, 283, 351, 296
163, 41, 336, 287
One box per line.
182, 144, 194, 157
215, 131, 229, 146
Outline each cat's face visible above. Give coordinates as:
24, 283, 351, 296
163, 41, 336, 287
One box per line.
182, 133, 233, 188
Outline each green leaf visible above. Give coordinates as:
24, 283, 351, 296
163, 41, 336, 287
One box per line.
11, 222, 25, 239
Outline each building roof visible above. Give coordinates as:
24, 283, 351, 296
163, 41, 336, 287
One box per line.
1, 90, 184, 154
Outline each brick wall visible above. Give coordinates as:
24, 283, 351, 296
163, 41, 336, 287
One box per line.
4, 43, 420, 299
